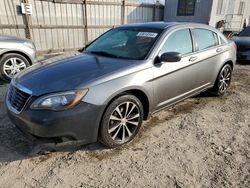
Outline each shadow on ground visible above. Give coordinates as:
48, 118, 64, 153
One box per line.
0, 100, 108, 163
0, 80, 7, 85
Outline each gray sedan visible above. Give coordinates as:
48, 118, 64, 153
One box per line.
0, 35, 36, 82
6, 22, 236, 148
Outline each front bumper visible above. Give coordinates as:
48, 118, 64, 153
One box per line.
6, 100, 105, 144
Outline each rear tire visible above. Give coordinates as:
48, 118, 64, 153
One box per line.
211, 64, 232, 96
0, 53, 29, 82
99, 95, 144, 148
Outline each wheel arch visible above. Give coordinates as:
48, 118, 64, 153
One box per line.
102, 88, 151, 121
217, 60, 234, 80
224, 60, 234, 70
0, 50, 32, 66
212, 59, 234, 84
121, 89, 150, 120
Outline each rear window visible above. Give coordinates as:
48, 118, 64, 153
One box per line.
194, 29, 219, 50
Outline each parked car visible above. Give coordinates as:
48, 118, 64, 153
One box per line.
231, 26, 250, 62
6, 22, 236, 148
0, 35, 36, 82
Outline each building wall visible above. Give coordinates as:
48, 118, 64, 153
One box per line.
0, 0, 164, 53
165, 0, 250, 31
164, 0, 213, 24
210, 0, 250, 31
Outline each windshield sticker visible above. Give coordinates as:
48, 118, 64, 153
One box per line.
137, 32, 158, 38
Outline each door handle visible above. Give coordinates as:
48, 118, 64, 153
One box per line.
189, 56, 197, 62
216, 48, 223, 53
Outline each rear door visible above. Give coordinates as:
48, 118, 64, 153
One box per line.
191, 28, 222, 86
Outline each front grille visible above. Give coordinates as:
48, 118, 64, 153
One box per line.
8, 85, 31, 112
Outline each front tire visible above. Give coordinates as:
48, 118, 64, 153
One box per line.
0, 53, 29, 82
211, 64, 232, 96
99, 95, 144, 148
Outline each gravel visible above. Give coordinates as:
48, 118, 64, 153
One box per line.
0, 64, 249, 188
0, 84, 7, 102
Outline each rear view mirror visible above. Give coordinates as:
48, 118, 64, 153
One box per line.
159, 52, 182, 62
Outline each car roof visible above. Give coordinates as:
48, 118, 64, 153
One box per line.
118, 21, 216, 31
118, 22, 180, 29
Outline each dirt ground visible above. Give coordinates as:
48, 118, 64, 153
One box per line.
0, 64, 249, 188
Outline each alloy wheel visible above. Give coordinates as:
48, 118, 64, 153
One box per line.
3, 57, 27, 78
108, 101, 140, 143
219, 66, 231, 93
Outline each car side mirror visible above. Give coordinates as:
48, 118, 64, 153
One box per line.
78, 47, 85, 52
78, 40, 93, 52
159, 52, 182, 62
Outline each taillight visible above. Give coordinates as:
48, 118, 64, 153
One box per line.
233, 43, 237, 50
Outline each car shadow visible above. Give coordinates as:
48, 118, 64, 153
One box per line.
0, 87, 227, 163
0, 80, 7, 86
0, 102, 107, 163
194, 91, 216, 98
0, 89, 219, 163
0, 126, 106, 163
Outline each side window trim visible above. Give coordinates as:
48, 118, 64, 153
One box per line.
157, 27, 195, 58
190, 28, 198, 52
219, 35, 227, 46
182, 29, 195, 57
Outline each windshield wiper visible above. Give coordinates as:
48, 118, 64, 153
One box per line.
88, 51, 120, 58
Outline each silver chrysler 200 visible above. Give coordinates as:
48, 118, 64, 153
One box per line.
6, 22, 236, 148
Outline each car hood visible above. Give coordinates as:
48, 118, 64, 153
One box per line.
232, 36, 250, 46
0, 35, 31, 43
13, 53, 141, 96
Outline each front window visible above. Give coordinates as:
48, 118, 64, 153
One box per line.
161, 29, 193, 55
239, 26, 250, 37
85, 28, 162, 60
177, 0, 196, 16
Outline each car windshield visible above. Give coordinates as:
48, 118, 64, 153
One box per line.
85, 28, 162, 60
239, 26, 250, 37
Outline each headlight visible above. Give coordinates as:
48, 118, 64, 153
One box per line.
24, 42, 35, 49
31, 90, 88, 111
